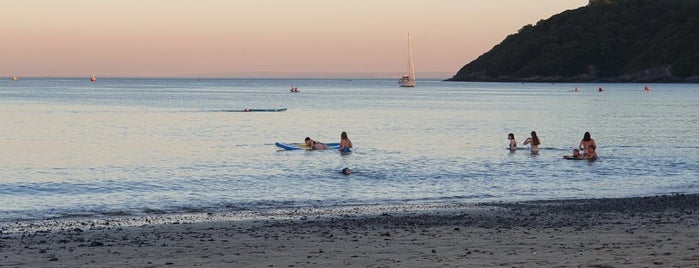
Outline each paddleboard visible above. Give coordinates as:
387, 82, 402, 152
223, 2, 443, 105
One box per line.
563, 155, 596, 160
219, 108, 287, 112
275, 142, 341, 150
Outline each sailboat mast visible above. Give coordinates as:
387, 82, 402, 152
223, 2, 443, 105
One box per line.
407, 33, 414, 81
398, 32, 415, 87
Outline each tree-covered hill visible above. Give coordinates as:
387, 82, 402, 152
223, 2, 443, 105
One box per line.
448, 0, 699, 82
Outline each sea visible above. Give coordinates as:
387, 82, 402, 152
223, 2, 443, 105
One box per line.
1, 78, 698, 224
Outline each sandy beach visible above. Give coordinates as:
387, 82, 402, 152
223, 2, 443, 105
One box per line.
1, 194, 697, 267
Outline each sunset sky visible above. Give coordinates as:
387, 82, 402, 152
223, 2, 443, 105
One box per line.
1, 1, 587, 79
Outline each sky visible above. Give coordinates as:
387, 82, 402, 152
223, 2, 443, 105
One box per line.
1, 0, 588, 79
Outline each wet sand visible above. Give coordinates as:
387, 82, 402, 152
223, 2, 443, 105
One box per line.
1, 194, 697, 267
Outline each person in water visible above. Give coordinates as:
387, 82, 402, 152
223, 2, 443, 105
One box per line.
507, 133, 517, 151
339, 131, 352, 152
304, 137, 328, 150
564, 148, 582, 159
523, 131, 540, 154
584, 145, 598, 160
578, 132, 597, 156
341, 167, 351, 175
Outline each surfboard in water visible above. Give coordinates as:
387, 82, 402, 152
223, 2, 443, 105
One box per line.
275, 142, 341, 150
218, 108, 287, 112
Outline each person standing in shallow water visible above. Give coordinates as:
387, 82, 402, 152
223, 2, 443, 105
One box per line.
339, 131, 352, 152
507, 133, 517, 151
523, 131, 540, 154
578, 132, 597, 156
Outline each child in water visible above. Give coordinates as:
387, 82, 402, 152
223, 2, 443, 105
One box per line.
584, 145, 598, 160
564, 148, 582, 159
507, 133, 517, 151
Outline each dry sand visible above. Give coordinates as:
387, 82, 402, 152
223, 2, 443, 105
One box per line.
1, 194, 697, 267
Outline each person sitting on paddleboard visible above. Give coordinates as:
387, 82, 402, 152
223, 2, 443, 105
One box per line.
339, 131, 352, 152
305, 137, 328, 150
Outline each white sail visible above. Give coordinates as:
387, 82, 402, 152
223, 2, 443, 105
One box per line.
398, 33, 415, 87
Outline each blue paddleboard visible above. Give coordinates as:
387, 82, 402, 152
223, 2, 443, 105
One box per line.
219, 108, 287, 112
275, 142, 341, 150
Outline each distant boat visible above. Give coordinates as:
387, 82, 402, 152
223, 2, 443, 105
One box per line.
398, 33, 415, 87
11, 76, 19, 81
90, 75, 96, 82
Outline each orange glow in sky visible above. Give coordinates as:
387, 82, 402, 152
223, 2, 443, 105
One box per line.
1, 0, 588, 78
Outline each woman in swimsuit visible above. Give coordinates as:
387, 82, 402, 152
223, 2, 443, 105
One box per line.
339, 131, 352, 152
578, 132, 597, 156
523, 131, 540, 154
305, 137, 328, 150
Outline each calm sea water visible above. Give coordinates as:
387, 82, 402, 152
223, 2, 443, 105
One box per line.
1, 78, 698, 222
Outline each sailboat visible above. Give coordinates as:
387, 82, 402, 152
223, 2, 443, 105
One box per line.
398, 33, 415, 87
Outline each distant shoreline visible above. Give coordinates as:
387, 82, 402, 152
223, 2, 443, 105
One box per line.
444, 76, 699, 83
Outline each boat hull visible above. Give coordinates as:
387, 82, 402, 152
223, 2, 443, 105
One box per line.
399, 79, 415, 87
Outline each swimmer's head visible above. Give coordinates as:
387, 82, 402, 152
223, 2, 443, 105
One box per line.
341, 168, 351, 175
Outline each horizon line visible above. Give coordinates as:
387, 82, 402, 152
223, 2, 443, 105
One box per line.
3, 71, 455, 80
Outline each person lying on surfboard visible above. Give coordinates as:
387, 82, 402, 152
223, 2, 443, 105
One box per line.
563, 149, 582, 159
305, 137, 328, 150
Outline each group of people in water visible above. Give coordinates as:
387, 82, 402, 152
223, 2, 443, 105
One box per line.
508, 131, 541, 153
304, 131, 352, 152
508, 131, 597, 160
304, 131, 354, 174
307, 130, 597, 177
